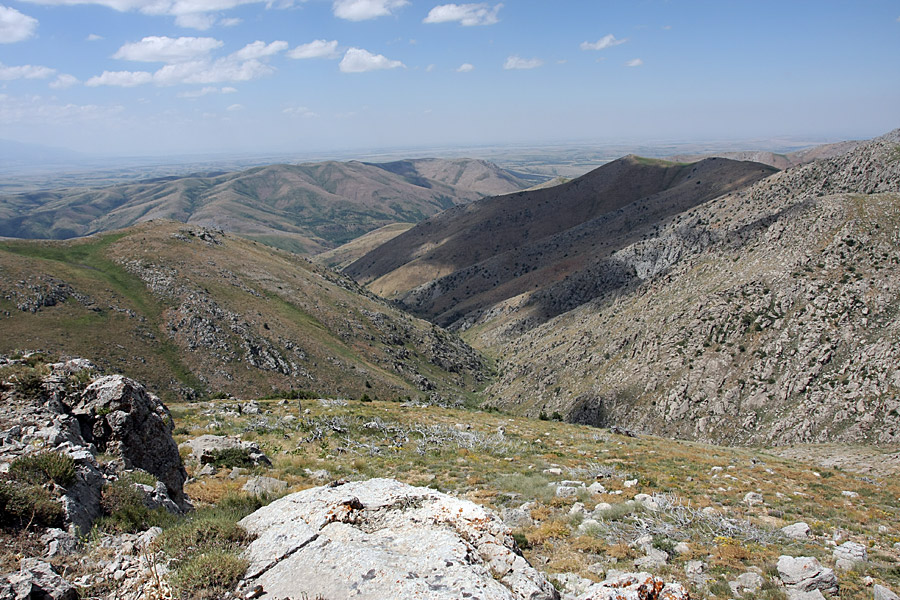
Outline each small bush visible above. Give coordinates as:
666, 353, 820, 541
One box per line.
9, 451, 76, 487
0, 483, 65, 528
13, 368, 44, 397
97, 477, 173, 533
168, 549, 249, 600
158, 516, 253, 563
204, 447, 256, 469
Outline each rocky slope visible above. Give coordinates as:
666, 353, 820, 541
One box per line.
347, 156, 776, 327
0, 158, 540, 254
0, 221, 486, 403
668, 139, 862, 170
483, 130, 900, 445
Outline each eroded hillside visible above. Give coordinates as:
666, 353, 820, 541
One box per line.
0, 221, 486, 403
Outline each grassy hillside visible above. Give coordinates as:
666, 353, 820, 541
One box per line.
0, 159, 540, 255
0, 221, 487, 403
313, 222, 415, 270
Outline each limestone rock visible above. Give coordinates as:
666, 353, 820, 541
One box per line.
1, 558, 77, 600
179, 434, 271, 467
730, 572, 765, 596
237, 478, 559, 600
874, 584, 899, 600
777, 556, 838, 596
576, 572, 689, 600
781, 522, 812, 540
72, 375, 188, 508
833, 541, 867, 565
242, 476, 289, 497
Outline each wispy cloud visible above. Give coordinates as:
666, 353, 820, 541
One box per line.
230, 40, 287, 61
339, 47, 404, 73
283, 105, 318, 118
49, 73, 79, 88
0, 5, 38, 43
625, 58, 643, 67
503, 55, 542, 70
0, 62, 55, 80
113, 36, 223, 63
0, 94, 124, 124
86, 70, 153, 87
456, 62, 474, 72
287, 39, 340, 60
177, 85, 235, 97
86, 33, 103, 41
580, 34, 627, 51
226, 103, 242, 111
423, 3, 501, 26
332, 0, 408, 21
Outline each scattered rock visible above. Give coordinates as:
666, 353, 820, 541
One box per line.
781, 522, 812, 540
587, 482, 607, 494
743, 491, 764, 506
730, 572, 765, 596
777, 556, 838, 597
41, 528, 78, 558
874, 584, 900, 600
236, 478, 559, 600
833, 541, 868, 570
1, 558, 77, 600
576, 572, 688, 600
242, 476, 289, 497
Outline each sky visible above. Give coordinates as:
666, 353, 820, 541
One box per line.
1, 0, 899, 157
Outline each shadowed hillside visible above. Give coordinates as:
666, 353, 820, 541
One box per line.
347, 156, 776, 327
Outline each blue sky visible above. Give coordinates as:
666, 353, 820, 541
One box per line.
1, 0, 898, 156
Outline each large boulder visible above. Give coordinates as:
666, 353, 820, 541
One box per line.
777, 556, 838, 597
0, 558, 77, 600
236, 478, 559, 600
71, 375, 188, 508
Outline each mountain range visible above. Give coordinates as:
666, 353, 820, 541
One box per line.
0, 158, 541, 254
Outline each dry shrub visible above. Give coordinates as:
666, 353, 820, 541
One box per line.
711, 536, 751, 568
526, 520, 571, 546
529, 504, 553, 522
184, 477, 243, 505
570, 535, 608, 554
605, 542, 636, 559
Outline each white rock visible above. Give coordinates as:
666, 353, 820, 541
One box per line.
237, 478, 558, 600
777, 556, 838, 596
874, 584, 900, 600
744, 492, 764, 506
587, 482, 607, 494
781, 522, 812, 540
576, 572, 688, 600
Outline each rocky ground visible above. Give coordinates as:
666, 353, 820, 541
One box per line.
2, 357, 898, 599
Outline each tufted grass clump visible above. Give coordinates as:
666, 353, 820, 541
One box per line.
168, 549, 249, 600
205, 447, 256, 468
9, 451, 77, 487
0, 483, 65, 529
96, 475, 175, 533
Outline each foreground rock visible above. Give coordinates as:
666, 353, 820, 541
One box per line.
0, 358, 188, 532
237, 478, 559, 600
777, 556, 839, 598
0, 559, 77, 600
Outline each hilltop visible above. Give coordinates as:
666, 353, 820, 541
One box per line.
0, 221, 486, 403
347, 155, 777, 327
0, 158, 540, 255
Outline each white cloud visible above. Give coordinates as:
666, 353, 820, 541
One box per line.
86, 32, 103, 41
49, 73, 79, 88
339, 47, 404, 73
423, 3, 501, 26
0, 93, 124, 124
625, 58, 643, 67
153, 57, 274, 84
18, 0, 268, 30
86, 70, 154, 86
283, 105, 317, 118
220, 16, 240, 26
177, 85, 237, 97
333, 0, 407, 21
0, 62, 55, 80
226, 102, 242, 110
580, 34, 626, 51
287, 39, 340, 60
503, 55, 542, 70
174, 12, 215, 29
425, 63, 435, 72
113, 36, 223, 63
230, 40, 287, 60
0, 5, 38, 43
456, 62, 473, 72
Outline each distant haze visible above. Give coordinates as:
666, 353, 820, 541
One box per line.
0, 2, 897, 157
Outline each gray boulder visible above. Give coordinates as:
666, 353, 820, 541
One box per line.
237, 478, 559, 600
777, 556, 838, 597
833, 541, 867, 570
781, 522, 812, 540
874, 584, 899, 600
242, 476, 289, 497
71, 375, 188, 508
179, 434, 271, 467
1, 558, 77, 600
576, 572, 689, 600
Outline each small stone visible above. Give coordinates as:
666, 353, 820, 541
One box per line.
841, 490, 860, 498
781, 522, 812, 540
543, 467, 562, 476
674, 542, 691, 555
587, 482, 607, 494
623, 479, 638, 488
577, 519, 600, 534
556, 485, 578, 497
744, 492, 764, 506
569, 502, 586, 516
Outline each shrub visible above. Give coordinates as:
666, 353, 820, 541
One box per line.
9, 451, 76, 487
0, 482, 65, 528
157, 515, 253, 563
97, 476, 173, 532
204, 447, 256, 469
12, 368, 44, 397
168, 549, 249, 600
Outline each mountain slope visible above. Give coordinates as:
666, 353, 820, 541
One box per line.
0, 159, 539, 254
668, 139, 861, 170
313, 222, 415, 271
347, 156, 776, 327
484, 129, 900, 445
0, 221, 486, 403
368, 158, 545, 196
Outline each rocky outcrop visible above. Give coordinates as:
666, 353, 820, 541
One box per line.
486, 129, 900, 445
576, 572, 689, 600
0, 357, 188, 532
777, 556, 839, 597
236, 478, 559, 600
0, 559, 78, 600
